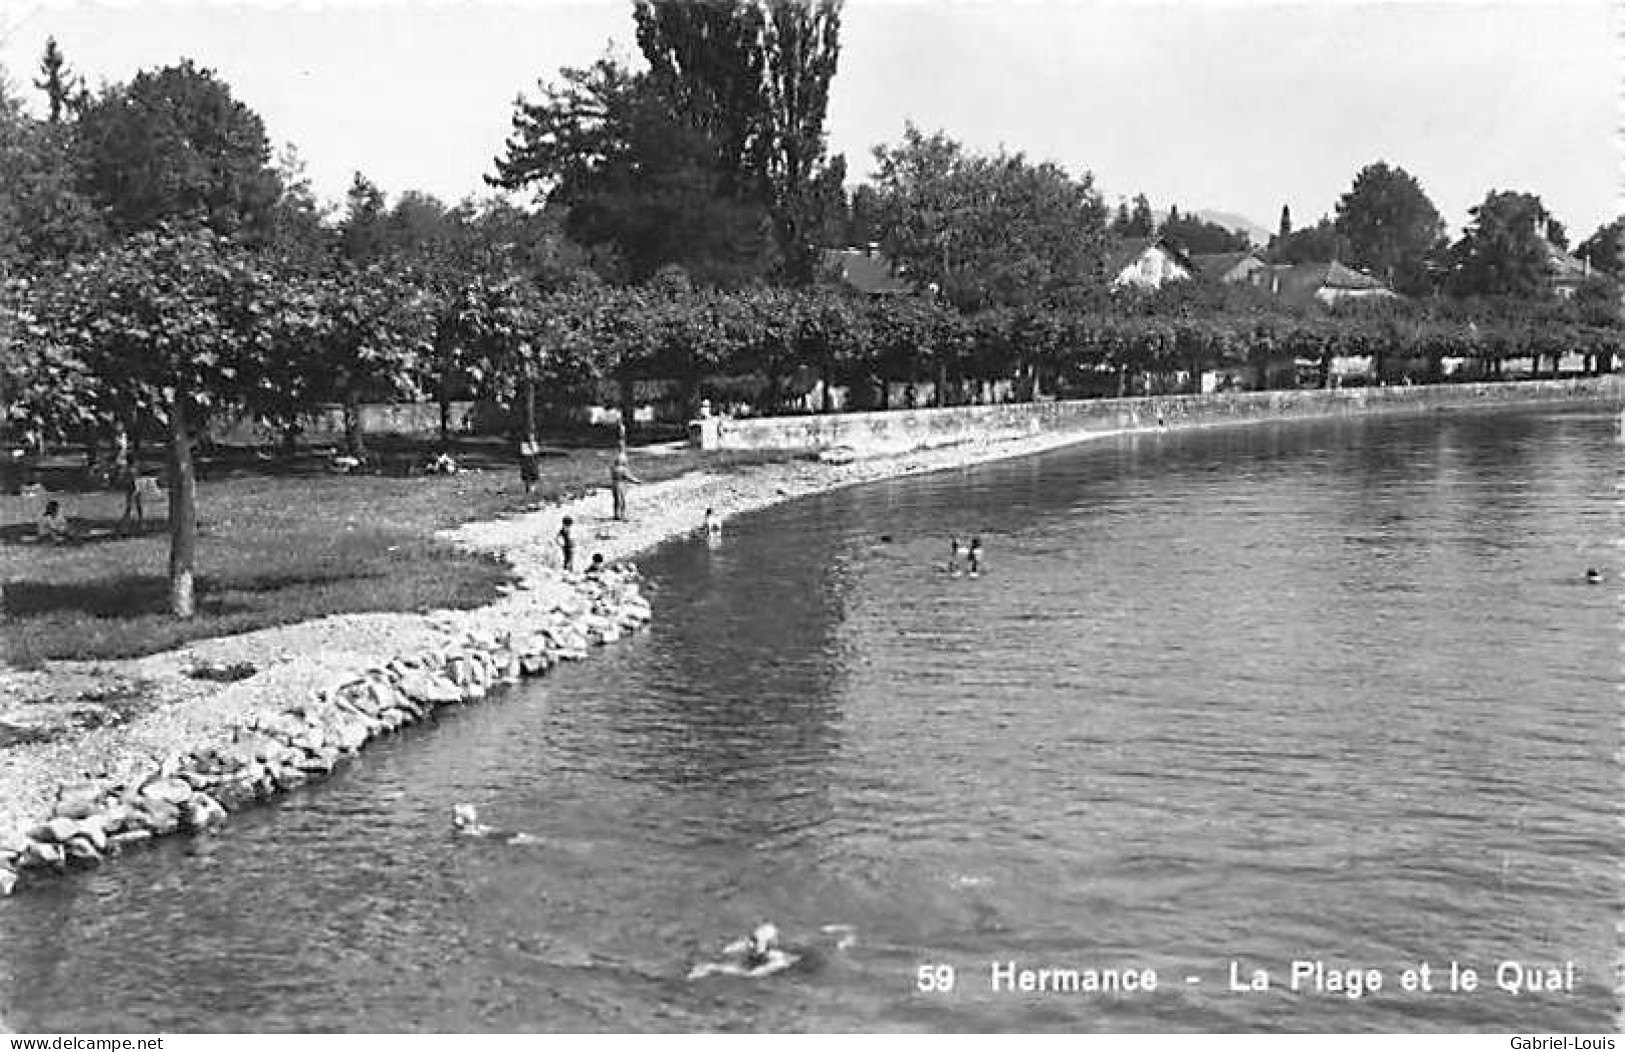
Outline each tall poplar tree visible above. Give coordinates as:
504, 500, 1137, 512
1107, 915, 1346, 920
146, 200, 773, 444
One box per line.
634, 0, 845, 284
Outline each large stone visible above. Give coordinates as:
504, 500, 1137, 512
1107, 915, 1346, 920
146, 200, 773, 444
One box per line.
97, 803, 135, 835
183, 795, 228, 832
140, 778, 194, 806
63, 836, 102, 867
74, 816, 108, 853
43, 817, 80, 844
397, 671, 463, 706
137, 799, 182, 836
20, 840, 64, 870
52, 785, 105, 820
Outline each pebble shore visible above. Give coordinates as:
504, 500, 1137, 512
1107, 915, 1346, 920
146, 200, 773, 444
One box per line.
0, 424, 1131, 894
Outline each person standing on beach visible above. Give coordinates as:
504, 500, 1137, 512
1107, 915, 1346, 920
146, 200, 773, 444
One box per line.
557, 516, 576, 572
517, 436, 540, 494
611, 451, 641, 521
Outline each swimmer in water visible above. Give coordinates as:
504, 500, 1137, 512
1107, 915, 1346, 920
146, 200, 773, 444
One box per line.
451, 804, 538, 845
688, 923, 797, 979
1585, 567, 1603, 584
686, 923, 856, 980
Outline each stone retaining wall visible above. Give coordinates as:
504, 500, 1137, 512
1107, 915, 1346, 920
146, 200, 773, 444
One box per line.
698, 377, 1625, 455
0, 567, 652, 896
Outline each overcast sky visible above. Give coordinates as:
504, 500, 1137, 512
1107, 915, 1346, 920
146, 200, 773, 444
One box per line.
0, 0, 1616, 240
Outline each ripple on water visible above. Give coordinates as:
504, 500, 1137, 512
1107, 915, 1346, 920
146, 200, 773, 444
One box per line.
0, 404, 1616, 1032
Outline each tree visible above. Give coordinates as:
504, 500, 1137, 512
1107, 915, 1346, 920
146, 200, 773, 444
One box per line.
1447, 190, 1561, 298
310, 262, 434, 458
339, 172, 388, 263
1126, 194, 1154, 238
1278, 204, 1291, 244
42, 225, 267, 617
1576, 218, 1624, 278
634, 0, 846, 284
1159, 212, 1250, 254
1332, 161, 1446, 294
844, 183, 883, 246
34, 37, 82, 123
264, 144, 332, 269
1269, 216, 1348, 265
489, 55, 774, 286
870, 123, 1108, 311
75, 59, 281, 240
0, 76, 104, 270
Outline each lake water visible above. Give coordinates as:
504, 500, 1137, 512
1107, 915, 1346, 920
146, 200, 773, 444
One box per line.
0, 402, 1618, 1033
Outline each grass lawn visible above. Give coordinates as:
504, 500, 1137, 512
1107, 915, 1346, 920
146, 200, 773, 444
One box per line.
1, 438, 801, 665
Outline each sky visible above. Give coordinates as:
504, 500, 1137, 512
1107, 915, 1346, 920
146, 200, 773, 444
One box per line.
0, 0, 1617, 241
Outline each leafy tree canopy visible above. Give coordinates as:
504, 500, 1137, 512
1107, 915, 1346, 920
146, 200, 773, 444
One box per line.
634, 0, 845, 284
1447, 189, 1564, 298
1332, 161, 1446, 294
489, 54, 775, 287
869, 123, 1109, 311
75, 59, 282, 241
1576, 217, 1624, 278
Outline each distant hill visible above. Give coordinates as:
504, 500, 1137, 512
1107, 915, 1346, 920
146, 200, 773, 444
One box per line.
1153, 209, 1273, 247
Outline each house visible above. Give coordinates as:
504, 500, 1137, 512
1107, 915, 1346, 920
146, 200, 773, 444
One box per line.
1260, 260, 1398, 306
820, 246, 916, 296
1190, 251, 1266, 285
1542, 239, 1590, 299
1107, 238, 1194, 290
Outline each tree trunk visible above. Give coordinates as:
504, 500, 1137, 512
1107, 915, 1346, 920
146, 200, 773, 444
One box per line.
936, 362, 948, 407
878, 376, 890, 411
820, 365, 833, 413
343, 389, 366, 459
439, 386, 453, 446
167, 396, 198, 619
1116, 365, 1128, 399
523, 374, 539, 444
617, 376, 634, 439
281, 423, 301, 459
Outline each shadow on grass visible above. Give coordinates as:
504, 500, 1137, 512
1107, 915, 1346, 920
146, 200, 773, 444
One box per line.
3, 568, 370, 620
0, 518, 170, 546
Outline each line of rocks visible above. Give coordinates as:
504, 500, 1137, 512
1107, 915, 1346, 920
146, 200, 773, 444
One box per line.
0, 565, 652, 896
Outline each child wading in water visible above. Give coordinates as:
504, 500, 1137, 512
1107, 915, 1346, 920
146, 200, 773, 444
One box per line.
968, 537, 983, 577
557, 516, 575, 572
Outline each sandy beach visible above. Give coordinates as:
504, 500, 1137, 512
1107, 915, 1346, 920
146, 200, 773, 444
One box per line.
0, 423, 1125, 840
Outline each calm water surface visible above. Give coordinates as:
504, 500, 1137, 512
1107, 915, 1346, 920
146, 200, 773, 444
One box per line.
1, 403, 1618, 1032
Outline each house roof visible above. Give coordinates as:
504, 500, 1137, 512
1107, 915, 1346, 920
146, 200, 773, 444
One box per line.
821, 248, 916, 295
1543, 240, 1589, 284
1190, 252, 1260, 281
1322, 260, 1389, 291
1261, 260, 1393, 304
1103, 237, 1194, 277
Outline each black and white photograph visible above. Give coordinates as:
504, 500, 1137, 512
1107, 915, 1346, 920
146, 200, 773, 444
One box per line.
0, 0, 1617, 1036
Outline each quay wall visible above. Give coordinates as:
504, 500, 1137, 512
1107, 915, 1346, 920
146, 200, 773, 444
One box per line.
699, 377, 1625, 455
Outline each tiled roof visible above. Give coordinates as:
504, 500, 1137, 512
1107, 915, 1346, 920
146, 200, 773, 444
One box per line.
1323, 260, 1389, 291
1190, 252, 1258, 281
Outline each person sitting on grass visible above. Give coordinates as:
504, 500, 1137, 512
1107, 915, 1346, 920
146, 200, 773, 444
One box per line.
37, 499, 70, 543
